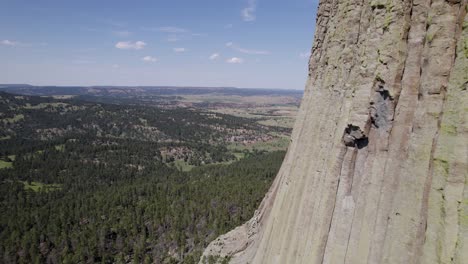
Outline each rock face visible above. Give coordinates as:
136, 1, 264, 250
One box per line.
201, 0, 468, 263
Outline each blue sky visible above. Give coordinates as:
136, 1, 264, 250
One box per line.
0, 0, 318, 89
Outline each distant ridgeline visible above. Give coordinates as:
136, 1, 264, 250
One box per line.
0, 84, 303, 97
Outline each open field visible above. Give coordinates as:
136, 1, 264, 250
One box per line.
2, 114, 24, 124
179, 94, 300, 106
20, 181, 62, 192
229, 136, 291, 152
0, 160, 12, 169
23, 102, 69, 109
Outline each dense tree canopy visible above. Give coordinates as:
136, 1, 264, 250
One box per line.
0, 92, 287, 263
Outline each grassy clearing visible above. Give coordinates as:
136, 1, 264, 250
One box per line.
172, 156, 245, 172
181, 94, 300, 106
229, 136, 291, 152
20, 181, 62, 192
2, 114, 24, 124
213, 106, 297, 118
211, 108, 256, 118
184, 94, 244, 103
24, 102, 68, 109
0, 160, 13, 169
258, 117, 295, 128
213, 106, 298, 131
55, 144, 65, 151
173, 159, 196, 172
51, 95, 75, 99
233, 152, 246, 160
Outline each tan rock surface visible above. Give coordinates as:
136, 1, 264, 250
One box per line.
201, 0, 468, 263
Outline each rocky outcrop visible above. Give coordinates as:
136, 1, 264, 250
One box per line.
201, 0, 468, 263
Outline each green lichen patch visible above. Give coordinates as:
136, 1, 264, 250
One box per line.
433, 158, 449, 176
464, 38, 468, 58
441, 123, 457, 135
460, 199, 468, 227
383, 14, 393, 31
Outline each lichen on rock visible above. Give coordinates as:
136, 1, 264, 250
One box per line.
200, 0, 468, 263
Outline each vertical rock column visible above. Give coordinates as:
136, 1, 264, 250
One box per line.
200, 1, 467, 263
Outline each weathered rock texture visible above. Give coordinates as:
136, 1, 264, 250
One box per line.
201, 0, 468, 263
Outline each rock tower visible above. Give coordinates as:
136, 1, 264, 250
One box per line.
202, 0, 468, 263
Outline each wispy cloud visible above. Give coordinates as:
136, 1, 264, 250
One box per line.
226, 57, 244, 64
242, 0, 257, 22
0, 39, 36, 47
209, 53, 220, 60
191, 33, 206, 37
142, 26, 204, 42
173, 47, 187, 53
226, 42, 269, 55
142, 27, 187, 42
112, 30, 132, 37
142, 56, 157, 62
103, 19, 127, 27
115, 41, 146, 50
300, 51, 311, 59
153, 26, 188, 33
166, 35, 179, 42
1, 40, 19, 47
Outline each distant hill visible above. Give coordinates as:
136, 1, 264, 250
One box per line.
0, 84, 303, 98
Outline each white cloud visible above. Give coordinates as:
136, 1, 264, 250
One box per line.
300, 51, 311, 58
166, 35, 179, 42
115, 41, 146, 50
103, 19, 127, 27
226, 57, 244, 64
209, 53, 220, 60
242, 0, 257, 22
225, 42, 269, 55
1, 40, 19, 47
1, 40, 35, 47
157, 26, 188, 33
173, 47, 186, 53
191, 33, 206, 37
142, 56, 157, 62
112, 30, 132, 37
142, 26, 203, 41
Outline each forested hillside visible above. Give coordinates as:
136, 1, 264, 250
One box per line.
0, 92, 289, 263
0, 92, 289, 168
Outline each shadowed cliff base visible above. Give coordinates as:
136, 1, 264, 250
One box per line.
201, 0, 468, 263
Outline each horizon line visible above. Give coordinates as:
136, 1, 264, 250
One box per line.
0, 83, 305, 91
